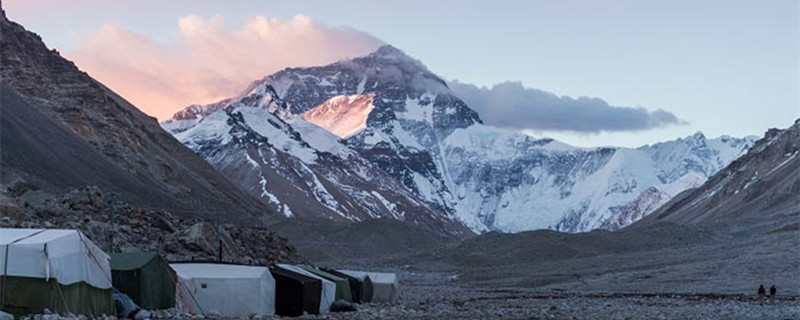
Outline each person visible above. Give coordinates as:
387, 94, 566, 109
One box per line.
770, 285, 777, 297
757, 284, 766, 303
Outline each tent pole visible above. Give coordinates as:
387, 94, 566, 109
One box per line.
1, 244, 9, 308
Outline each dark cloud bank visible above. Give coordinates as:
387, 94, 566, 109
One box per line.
448, 81, 683, 133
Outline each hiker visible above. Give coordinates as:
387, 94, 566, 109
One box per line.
770, 285, 777, 297
757, 284, 766, 303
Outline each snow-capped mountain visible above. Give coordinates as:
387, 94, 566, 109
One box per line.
639, 119, 799, 227
164, 45, 756, 234
162, 83, 473, 238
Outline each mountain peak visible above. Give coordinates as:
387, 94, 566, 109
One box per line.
371, 44, 408, 58
364, 44, 429, 73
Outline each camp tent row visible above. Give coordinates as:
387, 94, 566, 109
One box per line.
338, 270, 399, 305
0, 229, 399, 318
170, 263, 399, 317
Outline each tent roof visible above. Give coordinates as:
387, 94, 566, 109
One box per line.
0, 228, 111, 289
110, 252, 159, 270
299, 265, 345, 282
171, 263, 269, 279
1, 228, 76, 245
339, 270, 397, 284
277, 264, 333, 285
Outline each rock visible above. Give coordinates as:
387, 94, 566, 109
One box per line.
3, 184, 294, 266
0, 194, 26, 223
133, 310, 150, 320
63, 186, 104, 211
330, 300, 358, 312
20, 190, 56, 208
6, 179, 38, 197
179, 222, 218, 253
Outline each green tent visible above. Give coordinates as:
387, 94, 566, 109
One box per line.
1, 229, 115, 317
110, 252, 176, 310
298, 265, 353, 302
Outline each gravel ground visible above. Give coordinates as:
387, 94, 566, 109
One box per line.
16, 276, 799, 320
316, 286, 799, 320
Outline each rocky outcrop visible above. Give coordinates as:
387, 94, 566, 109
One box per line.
0, 183, 294, 264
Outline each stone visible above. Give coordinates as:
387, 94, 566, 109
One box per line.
330, 300, 358, 312
179, 222, 218, 253
20, 190, 56, 208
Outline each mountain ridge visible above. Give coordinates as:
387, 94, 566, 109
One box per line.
165, 45, 756, 234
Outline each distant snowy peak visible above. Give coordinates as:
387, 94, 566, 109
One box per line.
302, 94, 376, 138
641, 120, 800, 226
166, 82, 289, 124
164, 44, 757, 236
169, 98, 233, 121
639, 132, 758, 183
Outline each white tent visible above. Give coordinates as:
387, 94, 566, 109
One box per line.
0, 229, 111, 288
277, 264, 336, 312
171, 263, 275, 317
0, 229, 114, 316
339, 270, 398, 304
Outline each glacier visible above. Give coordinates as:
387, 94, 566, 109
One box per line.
163, 45, 756, 234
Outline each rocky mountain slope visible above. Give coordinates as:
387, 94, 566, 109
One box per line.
639, 119, 800, 227
0, 184, 294, 264
165, 45, 755, 234
162, 83, 472, 238
0, 8, 274, 223
0, 7, 296, 264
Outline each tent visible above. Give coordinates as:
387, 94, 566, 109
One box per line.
321, 268, 370, 303
170, 263, 275, 317
339, 270, 398, 304
0, 229, 114, 317
268, 266, 321, 317
298, 265, 352, 302
276, 264, 336, 313
110, 252, 176, 310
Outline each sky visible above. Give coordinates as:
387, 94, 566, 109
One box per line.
4, 0, 798, 148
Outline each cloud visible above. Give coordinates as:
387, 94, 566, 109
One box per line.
448, 81, 684, 133
67, 14, 383, 120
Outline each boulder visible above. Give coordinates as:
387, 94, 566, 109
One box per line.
63, 186, 104, 211
179, 222, 218, 253
20, 189, 56, 208
330, 300, 357, 312
5, 179, 38, 197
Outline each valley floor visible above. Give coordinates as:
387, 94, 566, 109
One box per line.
280, 214, 800, 319
319, 273, 799, 320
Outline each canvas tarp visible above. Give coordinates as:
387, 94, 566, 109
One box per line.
0, 229, 114, 316
277, 264, 335, 313
298, 265, 352, 302
322, 268, 368, 303
339, 270, 398, 304
171, 263, 275, 317
110, 252, 176, 310
269, 266, 321, 317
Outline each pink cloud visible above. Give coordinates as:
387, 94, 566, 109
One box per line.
66, 14, 383, 120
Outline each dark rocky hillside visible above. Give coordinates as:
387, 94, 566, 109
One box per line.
0, 7, 274, 222
0, 6, 294, 263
